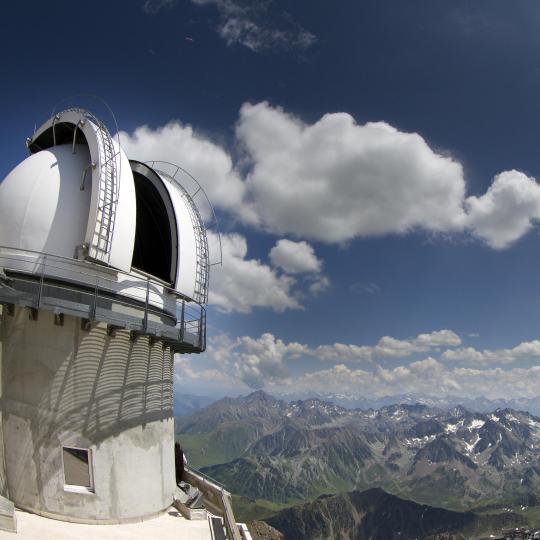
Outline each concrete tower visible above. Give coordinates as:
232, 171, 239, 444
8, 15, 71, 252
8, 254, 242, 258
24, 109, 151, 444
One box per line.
0, 108, 210, 524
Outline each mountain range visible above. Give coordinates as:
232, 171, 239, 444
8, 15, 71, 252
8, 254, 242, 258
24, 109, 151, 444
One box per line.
273, 391, 540, 418
177, 391, 540, 510
175, 390, 540, 418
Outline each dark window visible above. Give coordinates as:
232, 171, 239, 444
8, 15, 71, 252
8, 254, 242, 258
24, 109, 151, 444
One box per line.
132, 171, 173, 283
63, 447, 92, 489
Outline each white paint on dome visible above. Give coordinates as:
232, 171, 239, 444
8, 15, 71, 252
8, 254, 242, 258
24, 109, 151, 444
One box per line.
0, 145, 92, 259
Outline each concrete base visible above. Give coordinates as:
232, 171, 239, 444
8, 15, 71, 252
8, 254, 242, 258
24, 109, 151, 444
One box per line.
0, 496, 16, 533
0, 307, 176, 523
0, 507, 213, 539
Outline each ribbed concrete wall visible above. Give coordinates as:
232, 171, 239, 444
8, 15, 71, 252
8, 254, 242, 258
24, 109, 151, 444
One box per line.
0, 306, 176, 523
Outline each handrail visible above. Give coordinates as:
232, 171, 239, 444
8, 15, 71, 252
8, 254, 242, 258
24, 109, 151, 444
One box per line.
187, 466, 228, 491
184, 467, 241, 540
0, 246, 206, 351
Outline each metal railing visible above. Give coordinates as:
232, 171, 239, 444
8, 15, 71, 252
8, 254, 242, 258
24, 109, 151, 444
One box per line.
146, 161, 224, 306
184, 467, 242, 540
0, 246, 206, 353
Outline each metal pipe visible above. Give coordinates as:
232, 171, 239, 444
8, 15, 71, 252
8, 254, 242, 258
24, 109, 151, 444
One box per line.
143, 279, 150, 331
179, 300, 185, 342
90, 273, 99, 321
71, 119, 84, 154
37, 255, 46, 308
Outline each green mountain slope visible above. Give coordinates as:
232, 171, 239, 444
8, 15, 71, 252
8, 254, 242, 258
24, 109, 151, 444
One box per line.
265, 488, 524, 540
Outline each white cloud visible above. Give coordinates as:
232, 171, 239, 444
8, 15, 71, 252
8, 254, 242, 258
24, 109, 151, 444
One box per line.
465, 170, 540, 249
237, 102, 468, 242
350, 282, 381, 295
201, 329, 461, 387
268, 360, 540, 400
204, 332, 309, 388
269, 239, 322, 274
174, 357, 231, 384
191, 0, 316, 53
441, 339, 540, 365
208, 231, 300, 313
183, 330, 540, 397
143, 0, 175, 14
307, 275, 330, 296
315, 329, 461, 362
236, 102, 540, 250
118, 121, 246, 216
120, 102, 540, 252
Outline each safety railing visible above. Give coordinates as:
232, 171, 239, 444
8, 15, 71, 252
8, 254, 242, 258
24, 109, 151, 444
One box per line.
0, 246, 206, 353
184, 467, 242, 540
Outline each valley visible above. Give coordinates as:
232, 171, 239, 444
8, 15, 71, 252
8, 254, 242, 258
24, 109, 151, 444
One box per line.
176, 391, 540, 538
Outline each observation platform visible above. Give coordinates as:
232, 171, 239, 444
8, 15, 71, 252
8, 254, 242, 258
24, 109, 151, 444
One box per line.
0, 507, 214, 540
0, 246, 206, 353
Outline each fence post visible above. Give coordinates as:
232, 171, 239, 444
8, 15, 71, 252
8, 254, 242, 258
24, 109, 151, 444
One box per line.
90, 272, 99, 321
143, 279, 150, 331
37, 255, 46, 308
179, 300, 185, 342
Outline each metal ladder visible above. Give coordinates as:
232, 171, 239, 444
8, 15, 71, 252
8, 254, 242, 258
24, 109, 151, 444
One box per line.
91, 115, 119, 260
145, 161, 215, 306
181, 189, 209, 304
49, 107, 119, 263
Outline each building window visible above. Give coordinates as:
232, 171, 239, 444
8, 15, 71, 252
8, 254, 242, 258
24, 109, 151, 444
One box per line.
62, 447, 93, 492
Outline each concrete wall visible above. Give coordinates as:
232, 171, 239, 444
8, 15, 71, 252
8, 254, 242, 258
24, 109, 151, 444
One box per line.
0, 306, 176, 523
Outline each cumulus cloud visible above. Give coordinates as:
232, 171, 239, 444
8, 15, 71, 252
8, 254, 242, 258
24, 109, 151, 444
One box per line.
119, 121, 246, 216
237, 102, 468, 242
307, 274, 330, 296
441, 339, 540, 365
208, 231, 300, 313
121, 102, 540, 251
180, 330, 540, 396
174, 357, 231, 384
202, 329, 461, 387
315, 329, 462, 362
269, 239, 322, 274
465, 170, 540, 249
236, 102, 540, 249
191, 0, 316, 53
269, 360, 540, 399
204, 332, 309, 388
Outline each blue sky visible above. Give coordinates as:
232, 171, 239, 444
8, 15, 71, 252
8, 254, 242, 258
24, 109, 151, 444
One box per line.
3, 0, 540, 399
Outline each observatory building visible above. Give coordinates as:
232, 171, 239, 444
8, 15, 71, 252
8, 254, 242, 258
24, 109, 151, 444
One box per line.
0, 107, 235, 535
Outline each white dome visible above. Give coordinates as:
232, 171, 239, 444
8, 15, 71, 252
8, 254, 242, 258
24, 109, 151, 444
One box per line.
0, 145, 92, 259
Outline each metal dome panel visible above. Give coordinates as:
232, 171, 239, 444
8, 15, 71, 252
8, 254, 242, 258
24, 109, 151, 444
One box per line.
28, 109, 136, 273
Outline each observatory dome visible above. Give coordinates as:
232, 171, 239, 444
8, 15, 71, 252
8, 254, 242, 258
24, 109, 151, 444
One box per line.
0, 145, 92, 259
0, 141, 136, 272
0, 107, 216, 525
